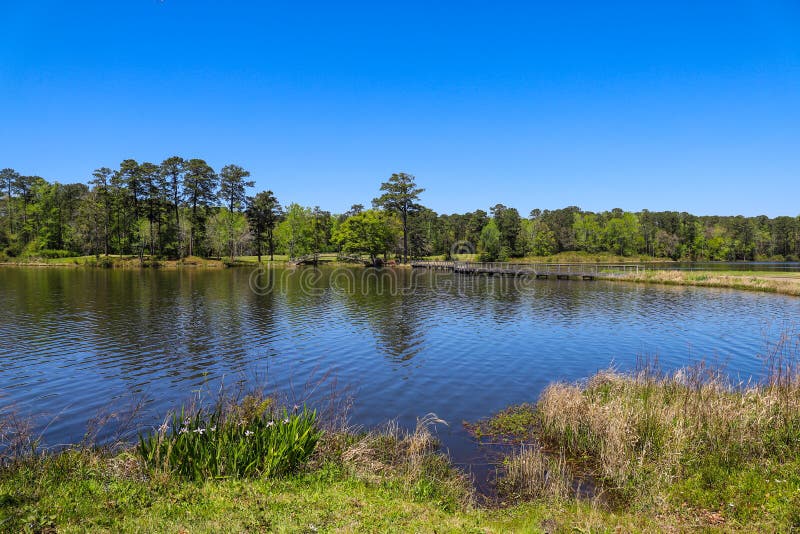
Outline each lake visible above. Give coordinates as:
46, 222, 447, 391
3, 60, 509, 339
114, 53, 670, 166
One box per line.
1, 265, 799, 476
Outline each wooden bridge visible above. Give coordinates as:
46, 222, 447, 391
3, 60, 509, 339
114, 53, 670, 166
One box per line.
409, 261, 642, 280
288, 253, 372, 266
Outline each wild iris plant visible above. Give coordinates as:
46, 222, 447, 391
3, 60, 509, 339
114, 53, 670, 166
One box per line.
137, 400, 322, 480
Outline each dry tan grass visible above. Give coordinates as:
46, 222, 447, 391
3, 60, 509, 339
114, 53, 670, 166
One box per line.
498, 445, 571, 501
536, 361, 800, 493
606, 270, 800, 297
334, 413, 474, 507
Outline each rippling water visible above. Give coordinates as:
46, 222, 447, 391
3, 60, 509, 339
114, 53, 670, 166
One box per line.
1, 266, 799, 471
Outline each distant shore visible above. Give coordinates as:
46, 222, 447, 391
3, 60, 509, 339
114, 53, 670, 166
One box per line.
3, 256, 799, 297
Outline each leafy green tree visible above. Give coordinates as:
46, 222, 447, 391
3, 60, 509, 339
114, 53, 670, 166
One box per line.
246, 190, 282, 262
331, 209, 398, 265
183, 159, 218, 257
373, 172, 424, 263
466, 210, 489, 252
218, 164, 254, 212
407, 206, 438, 259
530, 220, 558, 256
573, 212, 603, 253
276, 203, 312, 259
311, 206, 333, 254
603, 212, 641, 256
541, 206, 581, 252
490, 204, 522, 256
206, 208, 251, 261
479, 219, 503, 261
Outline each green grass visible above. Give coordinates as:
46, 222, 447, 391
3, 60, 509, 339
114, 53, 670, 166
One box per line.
0, 449, 673, 533
442, 251, 671, 264
137, 402, 322, 480
6, 358, 800, 531
236, 254, 289, 263
464, 403, 538, 442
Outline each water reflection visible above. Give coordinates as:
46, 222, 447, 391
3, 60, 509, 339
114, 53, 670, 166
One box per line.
1, 265, 799, 464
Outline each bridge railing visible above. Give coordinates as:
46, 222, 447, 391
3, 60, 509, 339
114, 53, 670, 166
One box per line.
413, 261, 643, 276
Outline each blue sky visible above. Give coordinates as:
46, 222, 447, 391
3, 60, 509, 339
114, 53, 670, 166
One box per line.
1, 1, 798, 216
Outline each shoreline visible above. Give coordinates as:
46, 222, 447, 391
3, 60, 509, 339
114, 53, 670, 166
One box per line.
3, 363, 798, 532
4, 260, 799, 298
599, 270, 800, 297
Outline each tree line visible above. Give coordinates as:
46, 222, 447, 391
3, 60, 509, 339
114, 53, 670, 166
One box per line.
1, 162, 799, 263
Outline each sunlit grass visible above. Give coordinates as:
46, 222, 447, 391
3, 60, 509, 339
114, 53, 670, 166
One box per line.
608, 269, 800, 296
138, 400, 322, 480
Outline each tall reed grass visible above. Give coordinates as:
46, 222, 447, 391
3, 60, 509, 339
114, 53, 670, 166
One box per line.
534, 339, 800, 502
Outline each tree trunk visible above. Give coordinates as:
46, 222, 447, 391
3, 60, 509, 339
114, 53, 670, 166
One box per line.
402, 210, 408, 263
268, 231, 274, 261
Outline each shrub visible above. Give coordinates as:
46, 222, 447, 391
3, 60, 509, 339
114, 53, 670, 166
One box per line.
137, 402, 322, 480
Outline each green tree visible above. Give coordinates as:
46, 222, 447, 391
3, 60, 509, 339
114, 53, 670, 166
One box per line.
541, 206, 581, 252
479, 219, 503, 261
490, 204, 522, 256
530, 220, 558, 256
218, 164, 254, 212
603, 212, 641, 256
140, 162, 166, 256
276, 203, 312, 259
117, 159, 142, 221
182, 159, 218, 257
246, 190, 282, 262
331, 209, 398, 265
373, 172, 424, 263
573, 212, 603, 253
160, 156, 185, 255
206, 208, 252, 261
89, 168, 113, 256
1, 168, 19, 236
74, 187, 105, 255
311, 206, 333, 254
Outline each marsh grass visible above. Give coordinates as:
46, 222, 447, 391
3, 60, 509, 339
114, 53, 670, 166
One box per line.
608, 269, 800, 297
529, 337, 800, 524
331, 413, 473, 511
465, 403, 538, 443
497, 446, 571, 501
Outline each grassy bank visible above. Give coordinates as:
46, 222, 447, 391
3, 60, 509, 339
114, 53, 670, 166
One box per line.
0, 255, 283, 269
470, 353, 800, 531
6, 354, 800, 532
0, 253, 379, 269
448, 251, 671, 264
602, 269, 800, 297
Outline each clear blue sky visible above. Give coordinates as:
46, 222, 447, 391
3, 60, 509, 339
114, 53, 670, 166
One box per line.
1, 1, 798, 217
